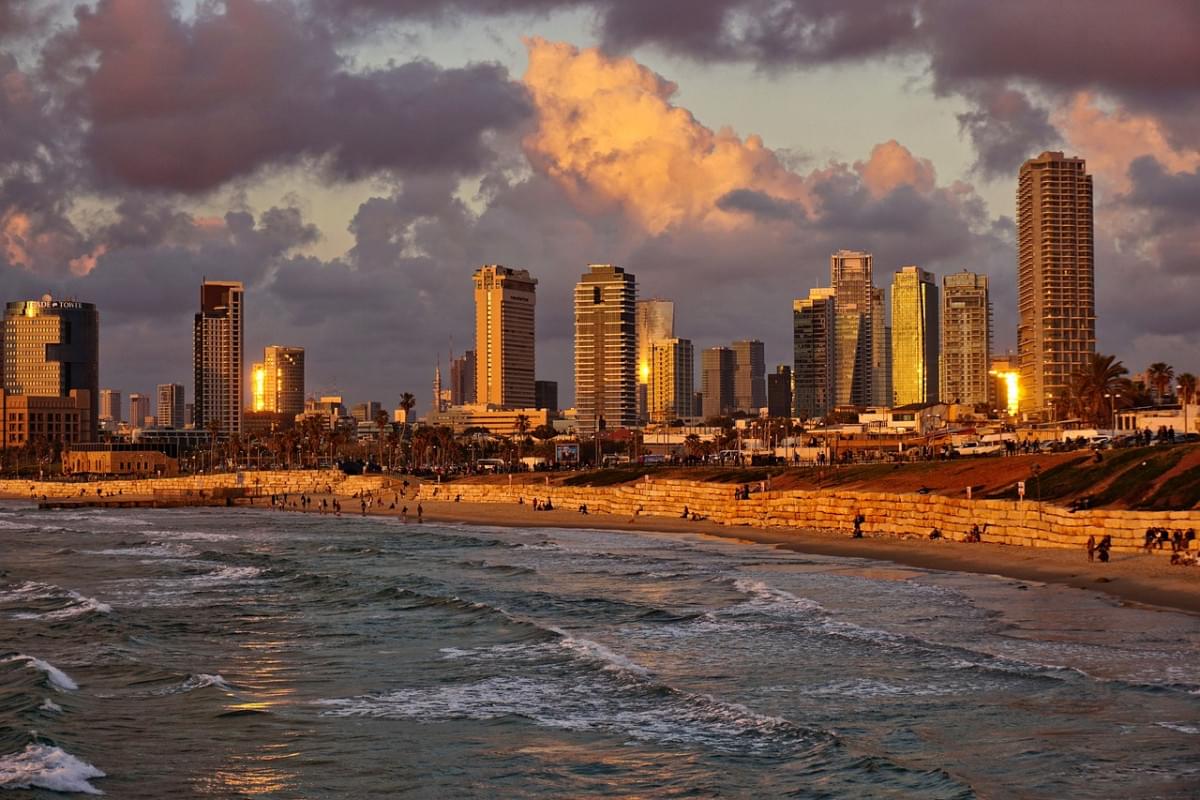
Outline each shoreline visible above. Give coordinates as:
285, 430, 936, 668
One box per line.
247, 493, 1200, 615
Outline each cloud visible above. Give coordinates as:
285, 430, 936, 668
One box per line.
955, 85, 1060, 178
47, 0, 530, 192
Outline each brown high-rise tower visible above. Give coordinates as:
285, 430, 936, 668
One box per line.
1017, 152, 1094, 417
473, 265, 537, 409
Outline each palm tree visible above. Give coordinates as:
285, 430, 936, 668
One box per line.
1147, 362, 1175, 404
513, 413, 530, 465
373, 409, 391, 467
1179, 373, 1197, 435
1069, 353, 1128, 426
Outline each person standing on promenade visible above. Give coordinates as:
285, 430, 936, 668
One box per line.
852, 512, 864, 538
1086, 535, 1096, 562
417, 503, 423, 523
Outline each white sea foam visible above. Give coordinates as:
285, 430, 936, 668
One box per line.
179, 673, 232, 692
554, 631, 651, 678
0, 581, 58, 603
1156, 721, 1200, 734
10, 588, 111, 621
85, 542, 198, 559
730, 578, 823, 616
2, 655, 79, 691
39, 698, 63, 713
0, 743, 105, 795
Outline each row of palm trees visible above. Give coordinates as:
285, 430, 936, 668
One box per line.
1062, 354, 1197, 427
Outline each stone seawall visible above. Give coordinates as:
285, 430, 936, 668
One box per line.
0, 470, 391, 500
420, 479, 1199, 557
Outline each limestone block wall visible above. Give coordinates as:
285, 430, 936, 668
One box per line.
0, 469, 346, 500
419, 479, 1200, 557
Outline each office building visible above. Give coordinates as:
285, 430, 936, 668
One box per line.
793, 288, 836, 420
129, 392, 152, 428
574, 264, 637, 430
1, 390, 91, 449
2, 296, 99, 440
351, 401, 384, 423
1017, 152, 1095, 416
700, 346, 735, 419
989, 353, 1020, 417
767, 365, 792, 419
535, 380, 558, 414
99, 389, 122, 424
731, 339, 766, 413
830, 250, 874, 407
648, 338, 694, 423
193, 280, 243, 435
251, 346, 305, 418
871, 287, 891, 407
941, 271, 992, 406
891, 266, 940, 407
636, 299, 675, 420
157, 384, 185, 429
450, 351, 476, 406
474, 265, 537, 409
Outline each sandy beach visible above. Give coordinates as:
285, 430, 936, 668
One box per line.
251, 488, 1200, 615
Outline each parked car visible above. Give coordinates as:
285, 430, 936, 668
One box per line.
954, 441, 1003, 456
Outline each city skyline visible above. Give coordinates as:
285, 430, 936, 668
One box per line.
1, 3, 1197, 407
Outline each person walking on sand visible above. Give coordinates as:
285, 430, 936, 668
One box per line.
417, 503, 423, 523
401, 505, 408, 523
1086, 534, 1096, 562
852, 512, 865, 538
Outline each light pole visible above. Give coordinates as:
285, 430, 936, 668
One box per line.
1104, 392, 1120, 434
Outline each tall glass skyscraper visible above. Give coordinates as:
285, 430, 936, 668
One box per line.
830, 250, 874, 407
890, 266, 940, 407
635, 299, 674, 421
574, 264, 637, 430
193, 280, 243, 435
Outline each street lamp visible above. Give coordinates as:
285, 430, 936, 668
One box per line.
1104, 392, 1121, 434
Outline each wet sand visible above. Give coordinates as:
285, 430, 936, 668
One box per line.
259, 491, 1200, 616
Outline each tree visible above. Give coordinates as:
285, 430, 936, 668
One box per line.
514, 413, 530, 464
1068, 353, 1128, 426
374, 409, 391, 467
1179, 373, 1197, 435
1147, 362, 1175, 404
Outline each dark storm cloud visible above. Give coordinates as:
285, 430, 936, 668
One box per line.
44, 0, 529, 192
955, 86, 1060, 179
715, 188, 803, 221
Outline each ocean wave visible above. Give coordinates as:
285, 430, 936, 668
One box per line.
155, 673, 233, 694
0, 743, 105, 795
85, 542, 198, 559
1155, 721, 1200, 735
554, 630, 652, 679
39, 698, 63, 713
2, 582, 112, 621
728, 578, 824, 616
1, 655, 78, 691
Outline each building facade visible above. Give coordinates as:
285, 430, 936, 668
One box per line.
129, 392, 152, 428
474, 265, 537, 409
700, 346, 735, 419
793, 288, 836, 420
99, 389, 122, 425
731, 339, 766, 413
0, 390, 91, 449
156, 384, 185, 429
830, 250, 874, 407
574, 264, 637, 430
891, 266, 940, 407
941, 271, 992, 406
1017, 152, 1095, 416
648, 338, 694, 423
767, 365, 793, 419
2, 297, 100, 441
535, 380, 558, 414
193, 280, 243, 436
252, 346, 305, 418
450, 350, 476, 406
871, 287, 892, 407
635, 299, 675, 421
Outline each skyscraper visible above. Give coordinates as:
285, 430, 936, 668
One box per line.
157, 383, 185, 429
941, 271, 992, 406
194, 280, 243, 436
890, 266, 940, 407
830, 250, 874, 407
473, 265, 537, 408
99, 389, 122, 424
129, 392, 151, 428
1017, 152, 1095, 416
635, 299, 675, 421
258, 346, 305, 418
574, 264, 637, 430
793, 288, 835, 420
767, 365, 793, 419
731, 339, 766, 413
648, 338, 694, 422
2, 296, 100, 440
450, 350, 476, 406
534, 380, 558, 413
871, 287, 891, 407
700, 346, 735, 419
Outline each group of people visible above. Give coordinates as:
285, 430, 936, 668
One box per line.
1144, 527, 1196, 553
1086, 534, 1114, 562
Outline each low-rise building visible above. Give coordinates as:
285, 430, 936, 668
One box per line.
65, 444, 178, 476
0, 390, 92, 449
426, 405, 549, 436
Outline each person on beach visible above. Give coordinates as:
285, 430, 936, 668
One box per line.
361, 500, 367, 516
852, 513, 864, 538
1086, 535, 1096, 562
417, 504, 423, 523
681, 506, 689, 519
1097, 535, 1111, 563
401, 505, 408, 522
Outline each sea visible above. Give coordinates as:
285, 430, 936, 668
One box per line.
1, 504, 1199, 798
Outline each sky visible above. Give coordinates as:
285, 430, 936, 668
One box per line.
2, 0, 1199, 414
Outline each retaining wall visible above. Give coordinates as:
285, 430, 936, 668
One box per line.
0, 470, 373, 500
420, 478, 1199, 556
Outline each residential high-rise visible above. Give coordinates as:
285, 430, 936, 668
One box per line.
450, 351, 476, 406
942, 272, 992, 406
793, 288, 836, 420
1017, 152, 1095, 416
534, 380, 558, 413
700, 346, 735, 419
731, 339, 766, 413
252, 346, 305, 418
574, 264, 637, 430
351, 401, 383, 423
99, 389, 122, 424
767, 365, 792, 419
830, 250, 874, 407
193, 280, 243, 436
648, 338, 694, 423
156, 384, 185, 429
871, 287, 891, 407
129, 392, 152, 428
2, 296, 99, 440
473, 265, 537, 408
891, 266, 940, 407
635, 299, 675, 421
